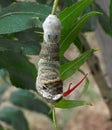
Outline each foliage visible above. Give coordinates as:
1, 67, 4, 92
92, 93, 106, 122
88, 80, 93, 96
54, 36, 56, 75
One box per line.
0, 0, 107, 129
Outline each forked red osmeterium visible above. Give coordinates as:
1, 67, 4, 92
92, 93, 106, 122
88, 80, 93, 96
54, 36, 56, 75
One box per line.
63, 73, 88, 97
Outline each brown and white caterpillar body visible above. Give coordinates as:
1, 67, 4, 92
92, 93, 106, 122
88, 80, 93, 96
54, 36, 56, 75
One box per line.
36, 14, 88, 104
36, 15, 63, 104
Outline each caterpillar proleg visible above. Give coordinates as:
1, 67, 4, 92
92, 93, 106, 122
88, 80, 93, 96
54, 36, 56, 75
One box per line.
36, 15, 63, 104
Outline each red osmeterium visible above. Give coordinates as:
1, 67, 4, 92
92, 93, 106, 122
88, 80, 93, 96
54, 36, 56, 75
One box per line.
63, 73, 88, 97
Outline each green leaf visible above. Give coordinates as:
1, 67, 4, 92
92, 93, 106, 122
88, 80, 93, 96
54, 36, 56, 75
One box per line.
95, 3, 112, 36
60, 49, 96, 80
55, 98, 92, 108
0, 107, 29, 130
58, 0, 92, 30
60, 11, 98, 57
0, 37, 41, 55
82, 15, 97, 32
98, 14, 111, 35
14, 28, 42, 42
0, 2, 51, 34
9, 89, 52, 119
0, 51, 37, 90
81, 4, 97, 32
0, 28, 42, 55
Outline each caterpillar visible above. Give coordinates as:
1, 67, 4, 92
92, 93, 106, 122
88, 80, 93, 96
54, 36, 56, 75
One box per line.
36, 14, 88, 104
36, 15, 63, 104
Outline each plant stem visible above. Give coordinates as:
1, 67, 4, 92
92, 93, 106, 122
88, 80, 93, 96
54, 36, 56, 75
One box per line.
51, 0, 60, 14
52, 107, 59, 130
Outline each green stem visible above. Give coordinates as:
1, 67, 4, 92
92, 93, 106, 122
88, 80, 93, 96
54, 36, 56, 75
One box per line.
51, 0, 60, 14
52, 107, 59, 130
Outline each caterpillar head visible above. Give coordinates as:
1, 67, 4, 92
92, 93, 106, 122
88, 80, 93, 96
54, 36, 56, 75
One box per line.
43, 15, 61, 43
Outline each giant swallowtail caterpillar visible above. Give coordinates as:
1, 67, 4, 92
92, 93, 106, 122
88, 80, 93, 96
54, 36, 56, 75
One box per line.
36, 14, 88, 104
36, 15, 62, 104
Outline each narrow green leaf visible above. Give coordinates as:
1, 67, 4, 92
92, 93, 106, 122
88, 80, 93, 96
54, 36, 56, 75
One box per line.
60, 49, 96, 80
98, 14, 111, 35
82, 15, 97, 32
95, 3, 112, 36
55, 98, 92, 108
0, 2, 51, 34
58, 0, 92, 30
9, 89, 52, 119
0, 107, 29, 130
81, 4, 97, 32
60, 11, 98, 57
